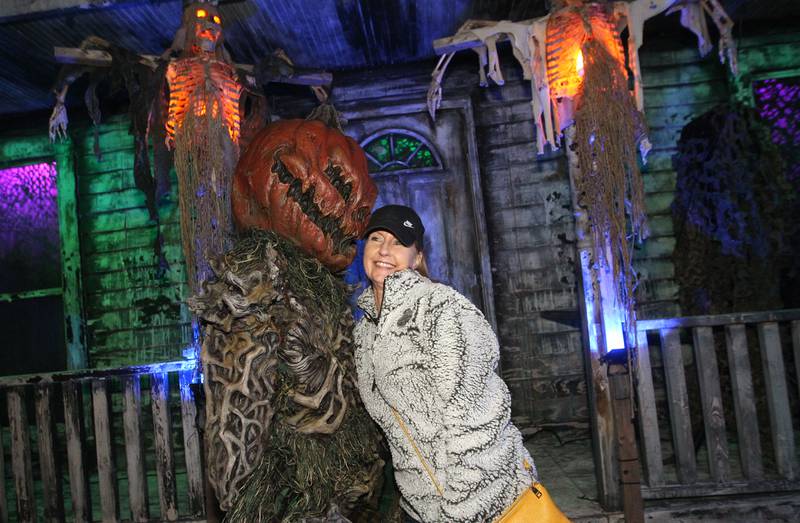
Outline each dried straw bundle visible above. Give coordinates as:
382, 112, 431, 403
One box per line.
174, 97, 238, 291
574, 37, 649, 330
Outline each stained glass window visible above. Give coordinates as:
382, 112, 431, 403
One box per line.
361, 131, 442, 173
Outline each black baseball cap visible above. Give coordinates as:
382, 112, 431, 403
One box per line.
363, 205, 425, 249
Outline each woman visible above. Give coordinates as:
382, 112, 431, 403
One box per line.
353, 205, 548, 522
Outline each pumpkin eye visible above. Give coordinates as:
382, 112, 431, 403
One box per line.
213, 15, 221, 24
196, 8, 207, 18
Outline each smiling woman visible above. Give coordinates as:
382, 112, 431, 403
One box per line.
353, 204, 567, 523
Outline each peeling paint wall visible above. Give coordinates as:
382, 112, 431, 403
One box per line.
70, 118, 190, 368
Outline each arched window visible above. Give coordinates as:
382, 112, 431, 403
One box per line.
360, 130, 443, 174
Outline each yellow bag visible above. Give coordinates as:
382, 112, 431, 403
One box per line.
495, 481, 570, 523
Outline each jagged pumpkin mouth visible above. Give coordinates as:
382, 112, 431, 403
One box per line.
272, 154, 367, 256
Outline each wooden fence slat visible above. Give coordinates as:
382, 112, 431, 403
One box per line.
792, 321, 800, 411
724, 324, 763, 480
92, 380, 119, 522
179, 370, 205, 515
757, 322, 796, 480
0, 416, 7, 523
634, 331, 663, 486
7, 388, 34, 522
692, 327, 730, 483
659, 328, 697, 484
151, 372, 178, 520
122, 375, 149, 522
34, 385, 64, 522
63, 381, 92, 522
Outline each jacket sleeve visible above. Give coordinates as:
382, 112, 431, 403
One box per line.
424, 287, 518, 522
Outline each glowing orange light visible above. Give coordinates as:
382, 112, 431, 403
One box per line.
213, 15, 221, 24
166, 60, 242, 145
196, 8, 207, 18
546, 6, 624, 100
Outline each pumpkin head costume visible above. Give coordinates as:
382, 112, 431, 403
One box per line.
191, 105, 386, 520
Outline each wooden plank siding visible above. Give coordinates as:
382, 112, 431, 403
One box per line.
69, 116, 191, 368
635, 45, 731, 320
635, 31, 800, 320
471, 64, 587, 432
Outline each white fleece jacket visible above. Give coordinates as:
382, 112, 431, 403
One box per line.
354, 269, 537, 522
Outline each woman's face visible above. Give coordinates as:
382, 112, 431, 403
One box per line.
363, 230, 421, 287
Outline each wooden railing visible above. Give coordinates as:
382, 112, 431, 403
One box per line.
0, 360, 205, 522
634, 309, 800, 500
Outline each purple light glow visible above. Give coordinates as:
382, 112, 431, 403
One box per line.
0, 162, 61, 294
754, 77, 800, 182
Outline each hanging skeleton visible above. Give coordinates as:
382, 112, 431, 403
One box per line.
428, 0, 737, 153
428, 0, 736, 340
163, 1, 242, 292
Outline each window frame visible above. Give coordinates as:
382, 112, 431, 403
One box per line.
0, 134, 87, 370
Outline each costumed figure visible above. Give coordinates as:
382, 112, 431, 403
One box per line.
164, 1, 243, 291
189, 106, 387, 521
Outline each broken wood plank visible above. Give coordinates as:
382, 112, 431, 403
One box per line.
92, 380, 119, 522
637, 309, 800, 330
692, 327, 730, 483
659, 328, 697, 484
757, 322, 795, 480
179, 370, 205, 516
53, 47, 332, 85
7, 388, 34, 522
122, 375, 148, 522
725, 324, 763, 480
63, 381, 92, 522
642, 477, 800, 499
35, 385, 64, 522
634, 331, 664, 486
151, 372, 178, 521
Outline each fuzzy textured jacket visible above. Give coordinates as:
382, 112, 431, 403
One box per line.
354, 269, 537, 522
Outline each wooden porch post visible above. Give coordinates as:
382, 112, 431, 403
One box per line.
564, 126, 621, 510
54, 138, 88, 370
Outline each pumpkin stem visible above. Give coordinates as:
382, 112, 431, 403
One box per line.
306, 103, 347, 132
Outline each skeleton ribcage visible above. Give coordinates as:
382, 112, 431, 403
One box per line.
166, 57, 242, 143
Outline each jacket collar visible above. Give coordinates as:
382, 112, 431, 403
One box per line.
357, 269, 429, 321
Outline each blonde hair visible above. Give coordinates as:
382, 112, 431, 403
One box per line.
415, 248, 429, 278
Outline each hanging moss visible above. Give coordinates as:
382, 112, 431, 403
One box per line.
672, 103, 792, 314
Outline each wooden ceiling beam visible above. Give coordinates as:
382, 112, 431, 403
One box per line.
54, 46, 333, 87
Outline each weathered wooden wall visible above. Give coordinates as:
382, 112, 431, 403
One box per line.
470, 73, 586, 431
71, 118, 190, 368
2, 29, 798, 434
635, 31, 800, 319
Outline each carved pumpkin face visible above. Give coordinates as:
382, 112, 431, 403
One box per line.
232, 119, 378, 271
